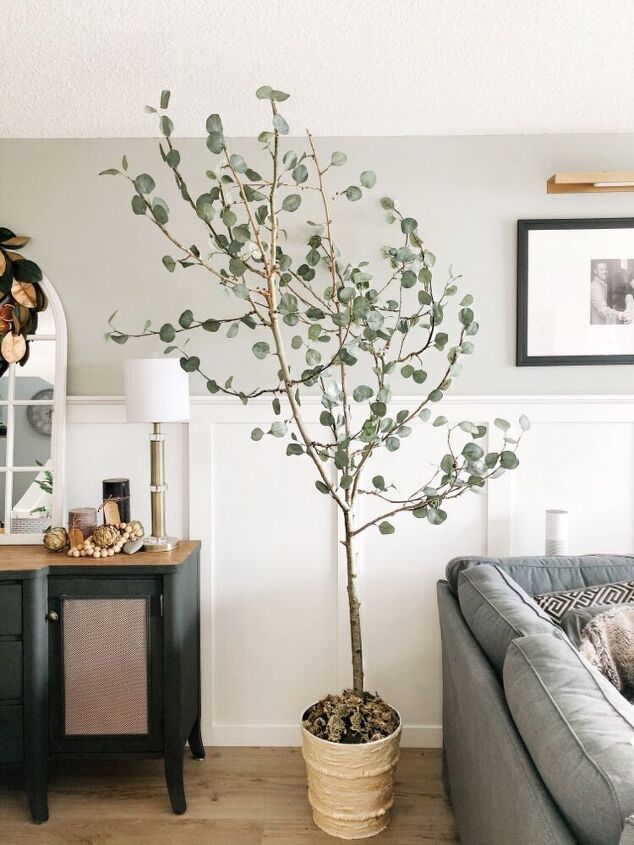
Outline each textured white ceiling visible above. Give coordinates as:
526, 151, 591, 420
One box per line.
4, 0, 634, 138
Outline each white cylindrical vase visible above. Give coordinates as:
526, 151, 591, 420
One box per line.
545, 509, 569, 556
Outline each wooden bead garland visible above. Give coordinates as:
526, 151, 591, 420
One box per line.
66, 521, 145, 558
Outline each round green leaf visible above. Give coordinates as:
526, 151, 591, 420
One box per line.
159, 115, 173, 137
134, 173, 155, 194
319, 410, 335, 427
131, 195, 146, 215
360, 171, 376, 188
152, 197, 169, 224
229, 154, 247, 174
222, 208, 237, 227
400, 217, 418, 234
379, 521, 395, 535
345, 186, 362, 201
272, 114, 289, 135
459, 307, 474, 326
427, 507, 447, 526
462, 442, 484, 461
282, 194, 301, 212
271, 421, 287, 438
178, 309, 193, 328
292, 164, 308, 184
401, 270, 417, 288
159, 323, 176, 343
229, 257, 247, 276
283, 150, 297, 170
353, 385, 374, 402
207, 132, 224, 154
252, 341, 270, 360
180, 355, 200, 373
331, 151, 347, 166
500, 451, 519, 469
251, 427, 264, 441
206, 114, 223, 134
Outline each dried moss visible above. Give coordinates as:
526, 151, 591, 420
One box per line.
302, 690, 399, 744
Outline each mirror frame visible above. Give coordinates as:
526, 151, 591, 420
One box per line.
0, 274, 67, 544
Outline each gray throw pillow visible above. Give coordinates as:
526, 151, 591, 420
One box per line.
534, 580, 634, 623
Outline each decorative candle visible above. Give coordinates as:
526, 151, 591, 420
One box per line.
102, 478, 131, 522
545, 509, 569, 556
68, 507, 97, 539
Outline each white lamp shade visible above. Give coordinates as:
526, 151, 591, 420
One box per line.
124, 358, 190, 423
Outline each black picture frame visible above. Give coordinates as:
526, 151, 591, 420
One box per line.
517, 217, 634, 366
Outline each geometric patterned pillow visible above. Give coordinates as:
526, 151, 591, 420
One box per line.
534, 580, 634, 622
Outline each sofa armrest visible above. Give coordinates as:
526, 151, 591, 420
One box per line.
620, 816, 634, 845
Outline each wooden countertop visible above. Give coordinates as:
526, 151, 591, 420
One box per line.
0, 540, 200, 576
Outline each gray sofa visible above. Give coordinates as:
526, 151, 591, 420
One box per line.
438, 555, 634, 845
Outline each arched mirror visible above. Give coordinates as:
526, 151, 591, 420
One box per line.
0, 275, 66, 543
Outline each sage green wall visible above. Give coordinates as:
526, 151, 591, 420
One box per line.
2, 134, 634, 395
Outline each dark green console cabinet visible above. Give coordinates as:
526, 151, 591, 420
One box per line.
0, 541, 203, 823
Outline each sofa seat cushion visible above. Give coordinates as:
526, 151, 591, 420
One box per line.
504, 633, 634, 845
447, 555, 634, 597
457, 564, 557, 675
535, 581, 634, 623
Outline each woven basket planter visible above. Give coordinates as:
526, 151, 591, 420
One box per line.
301, 710, 402, 839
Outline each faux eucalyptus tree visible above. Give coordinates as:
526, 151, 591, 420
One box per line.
102, 87, 527, 699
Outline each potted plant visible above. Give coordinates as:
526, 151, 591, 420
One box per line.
102, 87, 527, 839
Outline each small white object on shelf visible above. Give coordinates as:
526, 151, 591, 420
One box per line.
545, 509, 569, 556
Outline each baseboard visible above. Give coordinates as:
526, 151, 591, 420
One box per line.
204, 722, 443, 748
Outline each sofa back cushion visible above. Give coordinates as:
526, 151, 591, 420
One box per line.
504, 633, 634, 845
447, 554, 634, 597
457, 564, 557, 675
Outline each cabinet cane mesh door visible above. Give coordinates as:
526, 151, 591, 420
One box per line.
62, 597, 149, 736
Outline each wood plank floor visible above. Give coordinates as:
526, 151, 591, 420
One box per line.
0, 747, 458, 844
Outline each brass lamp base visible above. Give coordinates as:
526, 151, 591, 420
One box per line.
145, 422, 181, 553
142, 535, 180, 553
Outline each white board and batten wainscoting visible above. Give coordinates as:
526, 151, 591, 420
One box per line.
66, 394, 634, 748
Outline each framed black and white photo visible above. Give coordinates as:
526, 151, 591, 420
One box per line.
517, 218, 634, 366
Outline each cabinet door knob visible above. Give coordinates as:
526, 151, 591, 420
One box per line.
47, 611, 59, 623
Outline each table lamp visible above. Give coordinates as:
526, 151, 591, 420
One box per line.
124, 358, 190, 551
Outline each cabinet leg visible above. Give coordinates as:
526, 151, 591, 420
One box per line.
188, 715, 205, 759
164, 749, 186, 814
25, 765, 48, 824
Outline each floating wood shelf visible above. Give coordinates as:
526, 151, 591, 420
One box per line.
547, 171, 634, 194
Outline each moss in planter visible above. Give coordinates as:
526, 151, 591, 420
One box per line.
303, 690, 399, 744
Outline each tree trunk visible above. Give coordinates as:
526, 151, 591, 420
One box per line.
343, 509, 364, 696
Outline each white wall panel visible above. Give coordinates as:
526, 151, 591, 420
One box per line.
358, 421, 488, 746
209, 422, 337, 739
66, 395, 634, 748
510, 421, 634, 556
